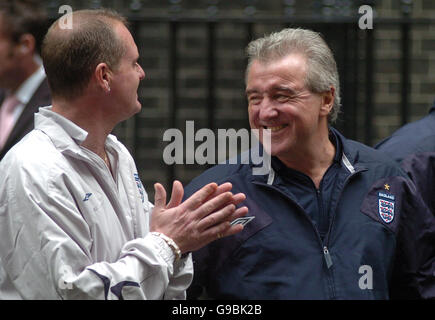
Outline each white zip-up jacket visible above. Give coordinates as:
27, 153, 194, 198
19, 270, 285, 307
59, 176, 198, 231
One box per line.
0, 106, 193, 299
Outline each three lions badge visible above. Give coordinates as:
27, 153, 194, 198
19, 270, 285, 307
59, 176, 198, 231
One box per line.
378, 189, 395, 224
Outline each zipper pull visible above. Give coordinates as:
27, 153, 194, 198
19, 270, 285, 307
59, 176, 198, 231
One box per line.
323, 246, 333, 269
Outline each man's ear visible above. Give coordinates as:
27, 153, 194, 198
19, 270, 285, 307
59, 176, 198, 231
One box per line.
320, 87, 335, 116
17, 33, 35, 56
95, 63, 112, 93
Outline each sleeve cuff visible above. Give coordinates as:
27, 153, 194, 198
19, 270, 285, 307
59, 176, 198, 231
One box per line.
148, 232, 176, 266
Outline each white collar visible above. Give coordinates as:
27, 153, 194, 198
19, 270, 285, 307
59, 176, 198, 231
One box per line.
14, 63, 46, 105
35, 106, 119, 153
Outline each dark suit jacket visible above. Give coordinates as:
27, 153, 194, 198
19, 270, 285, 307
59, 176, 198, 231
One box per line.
0, 78, 51, 160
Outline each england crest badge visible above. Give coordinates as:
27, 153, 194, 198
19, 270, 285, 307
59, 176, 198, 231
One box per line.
378, 191, 395, 224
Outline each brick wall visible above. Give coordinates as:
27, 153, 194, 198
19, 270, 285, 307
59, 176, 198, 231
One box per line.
373, 0, 435, 143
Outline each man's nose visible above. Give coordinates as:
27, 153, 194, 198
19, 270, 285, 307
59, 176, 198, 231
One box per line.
259, 98, 278, 119
138, 64, 145, 80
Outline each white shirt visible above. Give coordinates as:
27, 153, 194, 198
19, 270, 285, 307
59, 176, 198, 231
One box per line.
0, 107, 193, 299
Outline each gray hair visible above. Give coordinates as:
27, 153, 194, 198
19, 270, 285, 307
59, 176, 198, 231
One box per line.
245, 28, 341, 123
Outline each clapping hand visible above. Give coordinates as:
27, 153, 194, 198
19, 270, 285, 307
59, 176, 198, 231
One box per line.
151, 181, 248, 254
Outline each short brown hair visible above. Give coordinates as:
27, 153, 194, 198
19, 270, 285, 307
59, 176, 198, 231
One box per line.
0, 0, 49, 55
41, 8, 128, 99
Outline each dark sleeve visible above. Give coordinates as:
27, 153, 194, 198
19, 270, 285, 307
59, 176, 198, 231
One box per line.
401, 152, 435, 216
389, 178, 435, 299
186, 246, 211, 300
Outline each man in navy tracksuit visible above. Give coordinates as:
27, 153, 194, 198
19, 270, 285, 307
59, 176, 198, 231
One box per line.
183, 28, 435, 299
375, 100, 435, 220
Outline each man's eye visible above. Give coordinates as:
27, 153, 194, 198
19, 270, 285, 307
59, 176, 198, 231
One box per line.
249, 96, 261, 104
276, 95, 290, 102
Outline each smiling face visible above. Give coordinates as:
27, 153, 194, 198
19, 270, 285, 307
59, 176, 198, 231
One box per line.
246, 54, 333, 161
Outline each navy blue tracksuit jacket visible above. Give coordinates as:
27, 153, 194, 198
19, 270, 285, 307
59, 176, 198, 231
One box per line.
184, 128, 435, 299
376, 101, 435, 218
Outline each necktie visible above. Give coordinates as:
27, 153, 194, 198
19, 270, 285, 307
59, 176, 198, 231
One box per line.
0, 94, 20, 150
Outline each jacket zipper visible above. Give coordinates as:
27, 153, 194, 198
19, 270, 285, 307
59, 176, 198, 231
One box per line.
316, 188, 328, 242
252, 182, 328, 260
321, 168, 367, 299
315, 189, 332, 268
314, 181, 335, 299
64, 149, 138, 239
323, 246, 333, 269
66, 149, 120, 206
253, 167, 367, 299
315, 191, 333, 269
323, 168, 368, 250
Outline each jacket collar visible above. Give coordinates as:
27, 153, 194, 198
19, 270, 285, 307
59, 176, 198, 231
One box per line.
331, 127, 360, 173
35, 106, 88, 152
250, 127, 363, 185
34, 106, 118, 157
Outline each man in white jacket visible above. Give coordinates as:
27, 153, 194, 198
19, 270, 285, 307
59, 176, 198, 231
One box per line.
0, 8, 248, 299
